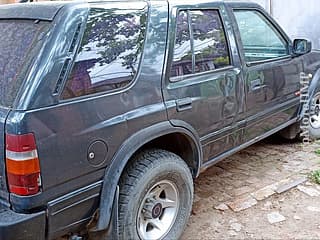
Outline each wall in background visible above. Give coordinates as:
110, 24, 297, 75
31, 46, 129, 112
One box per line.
272, 0, 320, 49
0, 0, 16, 3
232, 0, 320, 49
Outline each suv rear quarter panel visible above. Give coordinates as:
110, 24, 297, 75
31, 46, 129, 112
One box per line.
6, 0, 169, 237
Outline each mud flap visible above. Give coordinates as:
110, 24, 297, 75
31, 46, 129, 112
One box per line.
89, 186, 119, 240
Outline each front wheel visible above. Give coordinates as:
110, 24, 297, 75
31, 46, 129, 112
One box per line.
118, 149, 193, 240
309, 93, 320, 139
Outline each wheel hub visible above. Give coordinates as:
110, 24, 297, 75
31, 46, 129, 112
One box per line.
152, 203, 163, 219
137, 180, 179, 240
143, 198, 163, 219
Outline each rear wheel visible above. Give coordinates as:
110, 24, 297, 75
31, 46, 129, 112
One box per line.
118, 149, 193, 240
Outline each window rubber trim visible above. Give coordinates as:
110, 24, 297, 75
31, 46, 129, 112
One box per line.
187, 10, 195, 74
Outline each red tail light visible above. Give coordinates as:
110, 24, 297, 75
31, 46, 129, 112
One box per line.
5, 133, 41, 196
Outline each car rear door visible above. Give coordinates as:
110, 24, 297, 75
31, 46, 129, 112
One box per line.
228, 5, 303, 141
163, 3, 245, 163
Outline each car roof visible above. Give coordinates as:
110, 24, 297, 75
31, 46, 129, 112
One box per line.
0, 0, 261, 21
0, 0, 144, 21
167, 0, 262, 9
0, 2, 66, 21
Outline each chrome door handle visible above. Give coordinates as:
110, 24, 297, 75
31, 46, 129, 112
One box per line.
250, 79, 266, 91
251, 84, 267, 91
176, 98, 192, 112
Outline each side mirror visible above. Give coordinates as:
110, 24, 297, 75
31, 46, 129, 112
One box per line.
293, 39, 312, 55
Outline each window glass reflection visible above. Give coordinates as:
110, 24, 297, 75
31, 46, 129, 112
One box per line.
191, 10, 230, 73
62, 7, 147, 99
171, 11, 193, 78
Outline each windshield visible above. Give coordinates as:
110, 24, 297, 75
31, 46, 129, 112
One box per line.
0, 19, 50, 107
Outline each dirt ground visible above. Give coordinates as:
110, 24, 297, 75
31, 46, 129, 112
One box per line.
59, 136, 320, 240
182, 136, 320, 239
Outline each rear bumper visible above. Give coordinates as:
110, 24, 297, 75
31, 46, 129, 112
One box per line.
0, 180, 116, 239
0, 205, 45, 240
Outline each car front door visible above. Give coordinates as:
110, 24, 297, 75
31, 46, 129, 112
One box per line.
163, 6, 245, 163
230, 7, 303, 141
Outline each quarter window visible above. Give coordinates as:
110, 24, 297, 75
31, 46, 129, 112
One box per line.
234, 10, 289, 63
61, 6, 147, 100
170, 10, 231, 79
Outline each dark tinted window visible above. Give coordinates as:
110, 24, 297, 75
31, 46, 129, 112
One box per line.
0, 20, 49, 107
171, 11, 192, 78
191, 10, 230, 73
170, 10, 230, 79
62, 6, 147, 99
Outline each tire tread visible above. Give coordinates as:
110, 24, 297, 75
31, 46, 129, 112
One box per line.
118, 149, 193, 240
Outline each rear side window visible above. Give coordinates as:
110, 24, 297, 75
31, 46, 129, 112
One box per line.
61, 6, 147, 100
0, 20, 49, 107
170, 9, 230, 79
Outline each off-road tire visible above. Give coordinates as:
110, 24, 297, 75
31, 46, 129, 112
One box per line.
118, 149, 193, 240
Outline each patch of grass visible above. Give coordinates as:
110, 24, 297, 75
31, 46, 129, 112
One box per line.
310, 170, 320, 185
315, 149, 320, 155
